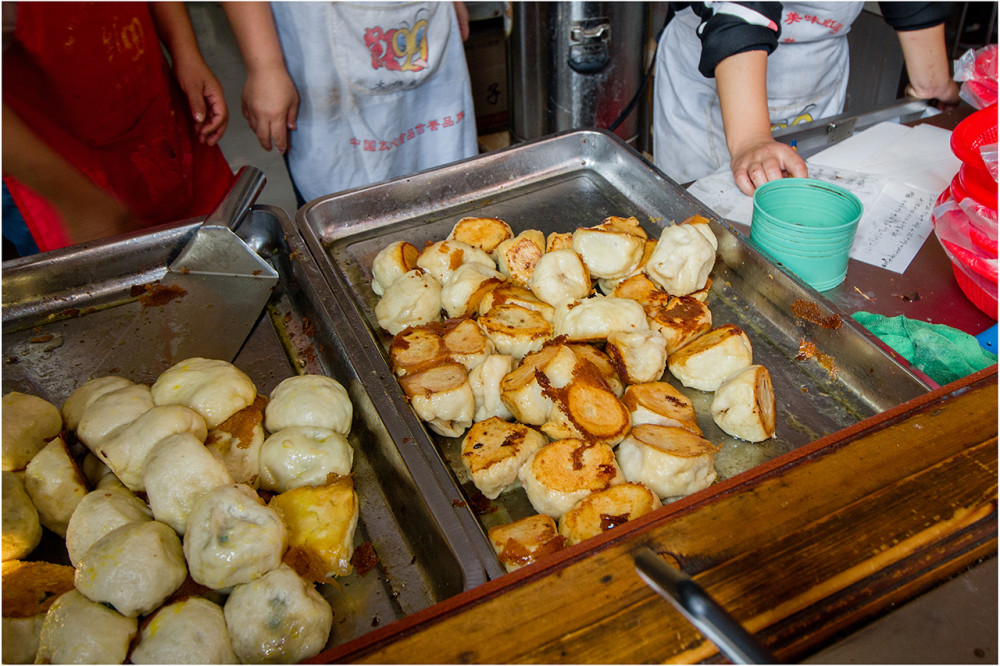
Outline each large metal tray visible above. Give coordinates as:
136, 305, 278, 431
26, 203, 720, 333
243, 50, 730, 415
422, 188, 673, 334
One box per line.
1, 206, 490, 647
296, 129, 934, 577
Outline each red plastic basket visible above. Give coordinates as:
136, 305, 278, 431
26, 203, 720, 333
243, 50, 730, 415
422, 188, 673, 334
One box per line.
950, 104, 998, 211
951, 103, 998, 168
957, 162, 998, 210
951, 256, 998, 319
932, 187, 998, 320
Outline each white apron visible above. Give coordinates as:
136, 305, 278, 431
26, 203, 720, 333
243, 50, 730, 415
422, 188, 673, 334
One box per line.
272, 2, 478, 200
653, 2, 864, 184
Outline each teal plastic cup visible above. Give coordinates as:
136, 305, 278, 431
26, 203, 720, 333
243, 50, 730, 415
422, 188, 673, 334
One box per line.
750, 178, 863, 291
749, 220, 855, 252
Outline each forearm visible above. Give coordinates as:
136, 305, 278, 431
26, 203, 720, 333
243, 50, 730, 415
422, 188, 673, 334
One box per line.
3, 104, 131, 242
714, 50, 807, 194
897, 24, 960, 101
716, 50, 772, 155
3, 105, 107, 210
223, 2, 287, 74
149, 2, 204, 69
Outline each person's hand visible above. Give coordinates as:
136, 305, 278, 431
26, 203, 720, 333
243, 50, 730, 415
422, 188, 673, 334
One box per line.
241, 65, 299, 153
729, 135, 808, 196
174, 57, 230, 146
905, 79, 962, 109
454, 2, 470, 41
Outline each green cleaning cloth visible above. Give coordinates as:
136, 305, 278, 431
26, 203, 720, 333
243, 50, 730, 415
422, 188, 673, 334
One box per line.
852, 312, 998, 386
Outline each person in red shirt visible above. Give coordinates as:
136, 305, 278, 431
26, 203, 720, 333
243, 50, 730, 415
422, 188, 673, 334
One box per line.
2, 2, 235, 253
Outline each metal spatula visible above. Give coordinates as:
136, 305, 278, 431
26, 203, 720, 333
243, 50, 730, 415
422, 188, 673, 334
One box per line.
93, 166, 279, 381
635, 547, 778, 664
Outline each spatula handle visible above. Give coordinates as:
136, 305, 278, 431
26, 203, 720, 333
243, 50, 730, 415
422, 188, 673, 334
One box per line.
635, 547, 778, 664
203, 166, 267, 230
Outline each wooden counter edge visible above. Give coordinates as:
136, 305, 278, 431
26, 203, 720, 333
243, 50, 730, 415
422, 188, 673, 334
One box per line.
315, 366, 998, 664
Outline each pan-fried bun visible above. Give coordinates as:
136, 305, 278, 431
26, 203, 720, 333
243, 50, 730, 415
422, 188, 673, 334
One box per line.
646, 295, 712, 355
259, 426, 353, 493
572, 225, 645, 280
35, 590, 137, 665
667, 324, 753, 392
680, 214, 718, 251
448, 216, 514, 254
205, 396, 266, 487
183, 484, 287, 591
440, 262, 507, 319
75, 520, 187, 618
518, 438, 624, 518
2, 471, 41, 562
151, 357, 257, 429
371, 240, 419, 297
645, 223, 716, 297
224, 564, 333, 664
552, 295, 648, 343
416, 239, 496, 286
545, 231, 574, 253
478, 284, 555, 322
65, 485, 152, 568
23, 436, 88, 537
142, 432, 235, 534
130, 597, 237, 665
2, 560, 75, 665
605, 329, 669, 385
488, 514, 566, 573
615, 424, 718, 499
76, 383, 153, 451
493, 229, 546, 287
60, 376, 133, 432
623, 382, 702, 435
97, 404, 208, 492
558, 482, 661, 546
477, 303, 553, 359
398, 361, 476, 438
442, 316, 496, 372
2, 392, 62, 472
270, 476, 359, 581
529, 249, 592, 306
265, 374, 352, 435
711, 364, 776, 442
594, 215, 648, 238
468, 354, 515, 422
461, 417, 547, 499
375, 269, 443, 335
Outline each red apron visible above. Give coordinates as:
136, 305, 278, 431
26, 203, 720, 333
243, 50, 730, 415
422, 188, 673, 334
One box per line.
2, 2, 234, 251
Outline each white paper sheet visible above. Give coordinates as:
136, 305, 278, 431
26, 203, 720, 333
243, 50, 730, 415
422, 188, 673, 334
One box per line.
686, 122, 959, 274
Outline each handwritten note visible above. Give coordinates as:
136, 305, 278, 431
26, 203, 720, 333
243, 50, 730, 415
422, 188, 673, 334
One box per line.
851, 180, 939, 273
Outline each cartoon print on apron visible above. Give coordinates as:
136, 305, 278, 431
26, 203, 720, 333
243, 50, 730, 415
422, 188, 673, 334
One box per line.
275, 2, 477, 200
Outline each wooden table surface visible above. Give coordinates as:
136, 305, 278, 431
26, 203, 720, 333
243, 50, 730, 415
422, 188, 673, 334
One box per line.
314, 366, 996, 664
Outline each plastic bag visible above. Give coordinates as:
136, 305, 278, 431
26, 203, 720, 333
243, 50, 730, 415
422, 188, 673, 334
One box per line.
981, 143, 999, 183
954, 45, 998, 109
932, 187, 998, 316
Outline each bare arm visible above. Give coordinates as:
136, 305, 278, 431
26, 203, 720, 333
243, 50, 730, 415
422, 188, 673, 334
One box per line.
3, 103, 136, 245
896, 24, 961, 105
150, 2, 229, 145
223, 2, 299, 153
453, 2, 469, 41
716, 50, 808, 196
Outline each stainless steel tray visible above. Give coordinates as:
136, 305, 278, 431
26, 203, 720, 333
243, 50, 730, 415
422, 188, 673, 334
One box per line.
296, 129, 933, 576
1, 206, 489, 646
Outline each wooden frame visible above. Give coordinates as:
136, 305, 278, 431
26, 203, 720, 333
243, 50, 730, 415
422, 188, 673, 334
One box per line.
315, 366, 997, 664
